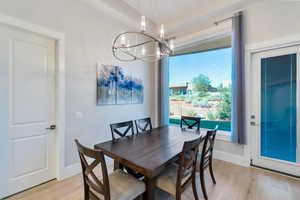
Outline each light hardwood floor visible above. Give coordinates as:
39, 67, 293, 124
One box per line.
5, 159, 300, 200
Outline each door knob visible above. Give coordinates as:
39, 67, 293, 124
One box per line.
250, 122, 260, 126
46, 125, 56, 130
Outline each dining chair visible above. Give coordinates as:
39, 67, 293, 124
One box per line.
110, 121, 143, 179
155, 136, 202, 200
134, 117, 152, 133
75, 139, 145, 200
180, 116, 201, 131
110, 120, 134, 140
197, 126, 218, 200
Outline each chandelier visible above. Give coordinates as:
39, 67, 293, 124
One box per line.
112, 16, 175, 62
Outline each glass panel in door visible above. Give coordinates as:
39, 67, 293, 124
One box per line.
261, 54, 297, 162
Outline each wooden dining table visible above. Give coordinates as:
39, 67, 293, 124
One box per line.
94, 125, 204, 200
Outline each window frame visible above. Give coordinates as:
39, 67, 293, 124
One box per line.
169, 25, 233, 141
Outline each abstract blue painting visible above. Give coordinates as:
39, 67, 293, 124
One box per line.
97, 65, 116, 105
97, 65, 144, 105
131, 77, 144, 104
116, 66, 132, 104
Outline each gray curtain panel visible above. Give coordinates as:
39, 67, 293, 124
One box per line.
231, 11, 246, 144
158, 57, 170, 127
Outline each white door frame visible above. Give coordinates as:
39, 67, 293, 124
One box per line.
245, 34, 300, 168
0, 13, 66, 197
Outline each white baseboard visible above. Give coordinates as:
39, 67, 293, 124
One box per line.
59, 162, 82, 180
213, 150, 250, 167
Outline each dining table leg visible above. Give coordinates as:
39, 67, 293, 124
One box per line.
144, 177, 155, 200
113, 160, 124, 171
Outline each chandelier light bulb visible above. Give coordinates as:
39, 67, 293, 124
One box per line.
120, 35, 126, 46
141, 46, 146, 56
169, 39, 174, 50
160, 24, 165, 40
141, 16, 146, 32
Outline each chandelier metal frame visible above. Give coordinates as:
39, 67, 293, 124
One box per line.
112, 30, 174, 62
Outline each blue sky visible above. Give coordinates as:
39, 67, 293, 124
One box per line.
169, 48, 232, 87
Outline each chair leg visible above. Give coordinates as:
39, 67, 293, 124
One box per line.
113, 160, 124, 171
200, 170, 208, 200
113, 160, 119, 170
134, 194, 143, 200
83, 182, 89, 200
175, 191, 181, 200
209, 160, 216, 184
192, 173, 199, 200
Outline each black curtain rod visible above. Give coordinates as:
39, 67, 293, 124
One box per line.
214, 11, 242, 25
214, 16, 233, 26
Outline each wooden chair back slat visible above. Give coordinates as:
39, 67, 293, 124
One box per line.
110, 121, 134, 140
180, 176, 193, 192
180, 116, 201, 131
86, 178, 104, 194
198, 126, 218, 200
200, 127, 217, 165
75, 139, 110, 200
176, 136, 202, 198
202, 160, 210, 170
110, 121, 144, 179
135, 117, 152, 133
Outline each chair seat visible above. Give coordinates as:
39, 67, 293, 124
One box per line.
94, 169, 145, 200
155, 164, 190, 196
109, 170, 145, 200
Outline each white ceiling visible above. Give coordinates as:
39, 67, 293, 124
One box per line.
122, 0, 250, 31
82, 0, 256, 38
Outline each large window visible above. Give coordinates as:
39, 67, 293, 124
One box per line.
169, 47, 232, 132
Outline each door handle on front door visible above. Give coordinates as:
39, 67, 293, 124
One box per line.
46, 125, 56, 130
250, 122, 260, 126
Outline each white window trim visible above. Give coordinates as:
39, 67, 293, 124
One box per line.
174, 21, 232, 51
215, 130, 232, 141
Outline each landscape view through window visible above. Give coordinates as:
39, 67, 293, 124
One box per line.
169, 48, 232, 131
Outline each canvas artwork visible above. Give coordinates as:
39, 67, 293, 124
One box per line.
116, 66, 132, 104
97, 64, 144, 105
131, 77, 144, 104
97, 65, 116, 105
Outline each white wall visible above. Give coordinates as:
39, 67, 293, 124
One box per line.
244, 0, 300, 45
0, 0, 158, 166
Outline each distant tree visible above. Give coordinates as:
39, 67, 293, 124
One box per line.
192, 74, 211, 93
217, 92, 231, 120
198, 91, 209, 98
207, 111, 216, 120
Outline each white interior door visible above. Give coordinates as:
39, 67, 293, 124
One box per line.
0, 23, 56, 197
250, 45, 300, 176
